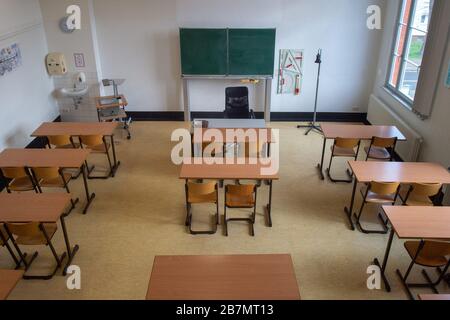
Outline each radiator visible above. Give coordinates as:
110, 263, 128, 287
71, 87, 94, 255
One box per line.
367, 94, 423, 162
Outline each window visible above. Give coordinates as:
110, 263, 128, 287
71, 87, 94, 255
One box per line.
387, 0, 434, 105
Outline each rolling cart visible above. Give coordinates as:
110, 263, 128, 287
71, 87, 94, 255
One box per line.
96, 78, 132, 139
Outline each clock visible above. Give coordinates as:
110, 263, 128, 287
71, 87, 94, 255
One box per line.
59, 16, 75, 33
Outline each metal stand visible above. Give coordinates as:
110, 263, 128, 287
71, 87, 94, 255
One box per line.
102, 79, 132, 140
298, 49, 323, 135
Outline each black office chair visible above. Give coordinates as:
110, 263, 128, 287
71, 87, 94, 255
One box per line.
224, 87, 255, 119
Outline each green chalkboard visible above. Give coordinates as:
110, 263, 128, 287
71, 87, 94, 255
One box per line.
228, 29, 276, 76
179, 28, 276, 76
180, 28, 227, 75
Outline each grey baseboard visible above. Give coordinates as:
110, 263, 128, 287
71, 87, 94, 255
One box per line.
127, 111, 368, 123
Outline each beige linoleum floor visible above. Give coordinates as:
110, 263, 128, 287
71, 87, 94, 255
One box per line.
2, 122, 449, 300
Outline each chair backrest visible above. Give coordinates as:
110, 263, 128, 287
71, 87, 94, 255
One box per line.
1, 167, 29, 179
225, 87, 250, 117
201, 142, 223, 157
370, 181, 400, 195
335, 138, 360, 149
48, 135, 72, 147
187, 181, 217, 197
32, 167, 61, 180
0, 224, 9, 245
243, 141, 264, 158
371, 137, 397, 148
80, 135, 103, 147
226, 184, 256, 196
410, 183, 442, 197
6, 222, 42, 239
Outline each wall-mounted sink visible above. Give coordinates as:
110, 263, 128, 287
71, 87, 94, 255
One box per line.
58, 85, 89, 98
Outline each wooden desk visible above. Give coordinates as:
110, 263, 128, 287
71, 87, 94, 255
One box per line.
146, 254, 301, 300
192, 128, 274, 143
343, 161, 450, 230
0, 270, 23, 300
317, 124, 406, 179
419, 294, 450, 300
32, 122, 118, 137
373, 206, 450, 294
0, 194, 79, 277
194, 118, 266, 129
180, 161, 279, 226
32, 122, 121, 177
0, 149, 95, 214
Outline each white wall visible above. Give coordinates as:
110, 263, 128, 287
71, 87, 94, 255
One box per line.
0, 0, 58, 150
92, 0, 385, 113
372, 0, 450, 165
39, 0, 102, 121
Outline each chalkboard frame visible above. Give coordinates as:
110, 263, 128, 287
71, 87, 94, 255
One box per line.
179, 28, 276, 77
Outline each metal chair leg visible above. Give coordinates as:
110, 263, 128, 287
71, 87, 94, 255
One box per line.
353, 202, 388, 234
224, 204, 228, 237
186, 204, 218, 235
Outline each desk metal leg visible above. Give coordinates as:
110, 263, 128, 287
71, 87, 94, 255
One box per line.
373, 228, 395, 292
110, 135, 121, 177
264, 180, 273, 227
81, 164, 96, 214
343, 179, 357, 230
60, 216, 79, 276
316, 137, 326, 180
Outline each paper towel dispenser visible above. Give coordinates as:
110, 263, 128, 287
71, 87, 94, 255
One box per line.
46, 53, 67, 75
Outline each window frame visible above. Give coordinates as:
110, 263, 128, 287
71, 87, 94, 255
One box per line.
385, 0, 431, 107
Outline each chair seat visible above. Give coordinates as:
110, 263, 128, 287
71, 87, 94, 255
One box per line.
405, 194, 434, 207
226, 194, 255, 208
54, 143, 80, 149
40, 172, 72, 188
87, 142, 110, 153
364, 146, 391, 160
8, 177, 35, 191
361, 187, 396, 204
188, 193, 217, 204
15, 223, 57, 246
404, 241, 450, 267
331, 145, 357, 157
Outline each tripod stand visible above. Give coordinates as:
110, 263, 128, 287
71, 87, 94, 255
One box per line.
298, 49, 323, 135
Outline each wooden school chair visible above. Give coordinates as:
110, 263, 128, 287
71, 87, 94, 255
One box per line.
402, 183, 443, 207
31, 167, 79, 215
364, 136, 398, 161
0, 224, 21, 268
185, 181, 219, 235
3, 222, 66, 280
190, 133, 225, 158
235, 140, 265, 186
224, 184, 258, 237
0, 167, 38, 193
398, 241, 450, 300
46, 135, 82, 178
354, 181, 401, 234
326, 138, 361, 183
79, 135, 113, 179
46, 135, 78, 149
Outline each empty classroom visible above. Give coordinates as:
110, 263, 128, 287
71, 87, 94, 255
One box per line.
0, 0, 449, 307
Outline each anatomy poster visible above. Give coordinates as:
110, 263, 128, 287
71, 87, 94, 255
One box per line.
0, 43, 22, 77
277, 49, 303, 95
